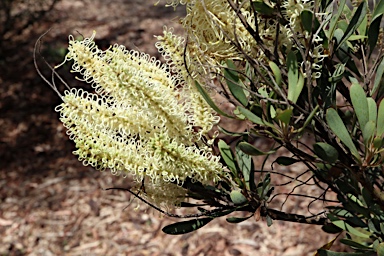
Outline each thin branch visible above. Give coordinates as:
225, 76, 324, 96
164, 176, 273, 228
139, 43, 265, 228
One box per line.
106, 187, 234, 219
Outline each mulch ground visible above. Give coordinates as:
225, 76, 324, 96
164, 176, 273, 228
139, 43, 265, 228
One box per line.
0, 1, 349, 255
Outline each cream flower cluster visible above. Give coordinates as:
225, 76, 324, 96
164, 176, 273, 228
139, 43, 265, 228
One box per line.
158, 0, 325, 81
55, 32, 224, 207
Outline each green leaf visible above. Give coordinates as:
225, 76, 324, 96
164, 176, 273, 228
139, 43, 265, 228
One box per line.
268, 61, 282, 86
322, 223, 343, 234
367, 97, 377, 123
347, 35, 367, 41
377, 99, 384, 137
373, 58, 384, 96
236, 144, 254, 191
224, 60, 248, 106
328, 215, 371, 239
237, 106, 264, 125
238, 141, 276, 156
297, 105, 320, 133
226, 214, 253, 224
266, 215, 273, 226
329, 63, 346, 83
218, 140, 237, 175
275, 156, 300, 166
275, 107, 293, 125
162, 218, 213, 235
368, 14, 382, 56
313, 142, 339, 164
376, 242, 384, 256
252, 1, 276, 16
230, 190, 248, 205
340, 238, 372, 250
350, 83, 369, 130
326, 108, 361, 162
327, 0, 346, 39
217, 126, 247, 137
194, 81, 233, 118
373, 137, 384, 149
295, 72, 304, 104
336, 1, 368, 51
301, 10, 314, 33
373, 0, 384, 22
363, 120, 376, 145
287, 51, 304, 104
357, 12, 367, 36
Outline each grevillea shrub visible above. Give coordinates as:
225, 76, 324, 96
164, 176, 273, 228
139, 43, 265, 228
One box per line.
37, 0, 384, 254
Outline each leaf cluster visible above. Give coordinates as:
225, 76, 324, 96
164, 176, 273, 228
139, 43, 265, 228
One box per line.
162, 0, 384, 254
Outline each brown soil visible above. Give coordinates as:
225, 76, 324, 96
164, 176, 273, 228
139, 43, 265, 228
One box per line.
0, 1, 349, 255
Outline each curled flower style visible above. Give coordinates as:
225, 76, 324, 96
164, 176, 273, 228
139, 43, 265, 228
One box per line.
155, 27, 220, 135
181, 0, 257, 68
56, 32, 224, 208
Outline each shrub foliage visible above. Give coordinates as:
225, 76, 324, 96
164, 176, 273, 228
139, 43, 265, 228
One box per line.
38, 0, 384, 254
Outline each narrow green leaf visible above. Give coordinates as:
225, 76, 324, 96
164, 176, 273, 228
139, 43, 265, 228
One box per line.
275, 156, 300, 166
358, 12, 368, 36
162, 218, 213, 235
295, 72, 304, 104
368, 14, 382, 56
329, 216, 371, 239
377, 99, 384, 137
301, 10, 314, 32
373, 0, 384, 21
367, 97, 377, 123
287, 51, 299, 103
322, 223, 343, 234
194, 81, 233, 118
327, 0, 346, 39
329, 63, 345, 84
363, 120, 376, 145
297, 105, 319, 133
326, 108, 361, 161
313, 142, 339, 164
347, 35, 367, 41
334, 29, 349, 63
224, 60, 248, 106
226, 214, 253, 224
217, 126, 247, 137
268, 61, 282, 86
218, 140, 237, 175
373, 137, 384, 149
237, 106, 264, 125
340, 238, 372, 250
368, 219, 380, 233
350, 83, 369, 130
372, 57, 384, 96
238, 141, 276, 156
235, 144, 254, 190
336, 1, 368, 51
